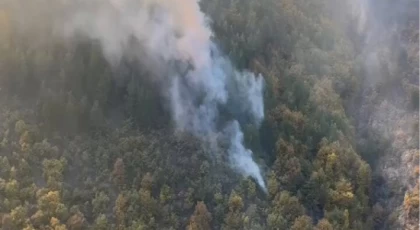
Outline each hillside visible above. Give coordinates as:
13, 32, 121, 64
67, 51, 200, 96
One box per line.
0, 0, 418, 229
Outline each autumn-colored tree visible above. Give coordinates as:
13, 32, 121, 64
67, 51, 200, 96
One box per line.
112, 158, 125, 188
38, 191, 62, 218
291, 215, 313, 230
141, 172, 153, 191
187, 201, 212, 230
314, 219, 333, 230
139, 187, 158, 221
224, 192, 244, 230
403, 184, 419, 219
66, 211, 86, 230
50, 217, 67, 230
114, 193, 128, 230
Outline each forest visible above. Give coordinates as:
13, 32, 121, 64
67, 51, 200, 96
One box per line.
0, 0, 418, 229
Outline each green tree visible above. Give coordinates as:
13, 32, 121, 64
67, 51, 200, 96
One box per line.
92, 192, 110, 215
10, 205, 27, 229
93, 214, 109, 230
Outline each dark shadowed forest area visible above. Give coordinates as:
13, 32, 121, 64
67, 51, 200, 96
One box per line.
0, 0, 418, 229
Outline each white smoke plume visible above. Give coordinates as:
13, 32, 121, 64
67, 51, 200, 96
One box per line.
61, 0, 266, 191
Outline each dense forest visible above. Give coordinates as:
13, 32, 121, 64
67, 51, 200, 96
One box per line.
0, 0, 418, 229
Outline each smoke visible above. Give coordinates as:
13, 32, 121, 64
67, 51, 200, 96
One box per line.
61, 0, 266, 190
348, 0, 419, 227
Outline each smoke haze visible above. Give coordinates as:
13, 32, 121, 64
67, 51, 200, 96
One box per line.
54, 0, 266, 190
347, 0, 419, 228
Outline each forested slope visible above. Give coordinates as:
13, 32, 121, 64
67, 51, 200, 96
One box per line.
0, 0, 418, 229
348, 0, 419, 229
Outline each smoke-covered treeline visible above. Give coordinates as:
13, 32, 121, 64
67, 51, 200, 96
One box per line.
0, 0, 418, 229
347, 0, 419, 229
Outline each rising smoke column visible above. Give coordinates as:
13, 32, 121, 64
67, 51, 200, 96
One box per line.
64, 0, 266, 191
